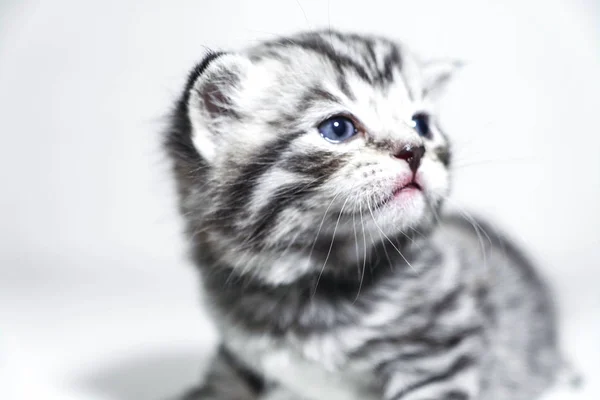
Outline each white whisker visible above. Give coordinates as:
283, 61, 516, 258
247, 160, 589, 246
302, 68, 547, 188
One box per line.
366, 198, 416, 272
313, 195, 350, 296
354, 202, 368, 303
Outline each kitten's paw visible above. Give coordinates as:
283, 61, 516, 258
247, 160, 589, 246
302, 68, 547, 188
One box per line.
540, 368, 585, 400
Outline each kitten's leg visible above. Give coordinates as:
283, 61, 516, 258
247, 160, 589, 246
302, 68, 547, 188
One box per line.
180, 345, 265, 400
381, 371, 479, 400
379, 353, 481, 400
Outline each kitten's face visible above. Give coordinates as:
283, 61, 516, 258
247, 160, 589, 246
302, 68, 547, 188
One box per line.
173, 32, 458, 283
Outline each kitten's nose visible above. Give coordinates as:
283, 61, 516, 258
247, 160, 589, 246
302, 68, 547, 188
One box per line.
394, 145, 425, 174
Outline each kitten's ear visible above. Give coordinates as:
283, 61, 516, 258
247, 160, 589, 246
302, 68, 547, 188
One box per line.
421, 59, 463, 100
187, 52, 252, 162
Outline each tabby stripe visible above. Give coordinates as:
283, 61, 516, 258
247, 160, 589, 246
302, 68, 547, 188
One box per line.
442, 390, 469, 400
389, 355, 474, 400
293, 36, 373, 88
350, 325, 481, 360
436, 146, 452, 167
246, 152, 344, 242
363, 39, 381, 79
299, 87, 342, 110
431, 286, 464, 313
380, 46, 402, 84
264, 88, 341, 132
248, 179, 324, 244
259, 38, 356, 99
282, 150, 342, 180
217, 131, 305, 225
331, 32, 402, 86
325, 31, 381, 79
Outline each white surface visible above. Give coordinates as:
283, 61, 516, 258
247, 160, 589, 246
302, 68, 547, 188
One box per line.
0, 0, 598, 399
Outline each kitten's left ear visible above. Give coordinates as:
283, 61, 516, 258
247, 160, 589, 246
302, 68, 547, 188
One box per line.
421, 59, 463, 100
186, 52, 253, 163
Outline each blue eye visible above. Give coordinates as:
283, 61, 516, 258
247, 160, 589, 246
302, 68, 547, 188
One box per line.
411, 112, 431, 138
318, 116, 357, 143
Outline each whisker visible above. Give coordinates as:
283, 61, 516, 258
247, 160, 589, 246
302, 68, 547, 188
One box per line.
451, 156, 533, 170
408, 226, 427, 241
442, 196, 492, 271
352, 211, 361, 279
313, 195, 350, 296
294, 0, 312, 29
307, 192, 342, 268
366, 198, 416, 272
367, 198, 393, 271
354, 202, 368, 303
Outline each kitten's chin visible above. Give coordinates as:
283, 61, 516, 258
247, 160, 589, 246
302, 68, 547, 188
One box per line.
370, 190, 429, 234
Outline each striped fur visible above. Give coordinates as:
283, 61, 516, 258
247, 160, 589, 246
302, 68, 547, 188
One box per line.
165, 31, 562, 400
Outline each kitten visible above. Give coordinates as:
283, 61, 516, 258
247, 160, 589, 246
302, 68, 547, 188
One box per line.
165, 31, 566, 400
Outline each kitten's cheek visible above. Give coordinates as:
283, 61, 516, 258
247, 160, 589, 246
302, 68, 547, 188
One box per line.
416, 164, 450, 200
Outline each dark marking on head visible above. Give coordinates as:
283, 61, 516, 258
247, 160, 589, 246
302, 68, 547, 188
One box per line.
249, 150, 345, 243
248, 179, 324, 244
282, 150, 343, 179
258, 33, 373, 99
365, 136, 396, 152
264, 88, 340, 132
300, 87, 341, 109
292, 36, 373, 83
336, 73, 355, 100
210, 132, 304, 230
435, 146, 452, 166
361, 38, 380, 74
380, 45, 402, 85
330, 31, 403, 88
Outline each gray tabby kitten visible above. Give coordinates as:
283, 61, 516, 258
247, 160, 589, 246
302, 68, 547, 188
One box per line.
165, 31, 565, 400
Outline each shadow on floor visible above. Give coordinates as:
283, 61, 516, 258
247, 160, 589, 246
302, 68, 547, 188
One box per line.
77, 348, 212, 400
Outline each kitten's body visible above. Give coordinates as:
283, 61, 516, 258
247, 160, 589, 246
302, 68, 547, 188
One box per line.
166, 31, 564, 400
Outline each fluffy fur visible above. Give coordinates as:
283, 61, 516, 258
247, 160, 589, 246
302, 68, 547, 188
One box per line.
165, 31, 564, 400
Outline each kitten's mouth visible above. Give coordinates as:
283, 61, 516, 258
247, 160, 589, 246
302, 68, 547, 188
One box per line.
393, 181, 422, 195
373, 180, 423, 210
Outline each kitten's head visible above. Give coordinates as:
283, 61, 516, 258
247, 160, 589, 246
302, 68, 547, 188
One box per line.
167, 31, 459, 284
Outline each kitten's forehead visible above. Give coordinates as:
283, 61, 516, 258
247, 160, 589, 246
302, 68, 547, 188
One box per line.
245, 31, 408, 86
243, 31, 421, 131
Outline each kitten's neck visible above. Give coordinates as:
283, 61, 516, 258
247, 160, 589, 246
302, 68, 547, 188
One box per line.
195, 230, 420, 287
198, 231, 442, 336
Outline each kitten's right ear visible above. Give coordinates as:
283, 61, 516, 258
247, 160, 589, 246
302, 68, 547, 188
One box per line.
420, 59, 463, 101
187, 52, 252, 163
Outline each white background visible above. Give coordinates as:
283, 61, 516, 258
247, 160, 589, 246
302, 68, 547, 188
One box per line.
0, 0, 598, 399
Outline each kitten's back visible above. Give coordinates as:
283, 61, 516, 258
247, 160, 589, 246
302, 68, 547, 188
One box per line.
439, 213, 562, 399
